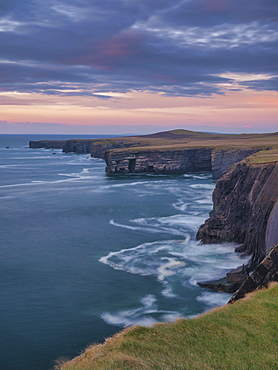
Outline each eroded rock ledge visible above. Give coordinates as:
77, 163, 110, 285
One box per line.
229, 245, 278, 303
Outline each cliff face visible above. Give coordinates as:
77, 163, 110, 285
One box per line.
229, 245, 278, 303
197, 161, 278, 268
105, 147, 263, 178
211, 148, 260, 180
90, 141, 143, 159
62, 140, 95, 154
29, 140, 66, 149
105, 148, 213, 175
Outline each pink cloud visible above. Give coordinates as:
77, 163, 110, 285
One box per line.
76, 31, 143, 70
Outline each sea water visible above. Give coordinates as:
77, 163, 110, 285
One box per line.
0, 135, 249, 370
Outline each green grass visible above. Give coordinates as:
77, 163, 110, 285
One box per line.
88, 130, 278, 163
247, 147, 278, 164
58, 283, 278, 370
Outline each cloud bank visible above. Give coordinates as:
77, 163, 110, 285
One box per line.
1, 0, 277, 98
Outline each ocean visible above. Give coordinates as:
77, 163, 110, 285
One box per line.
0, 135, 249, 370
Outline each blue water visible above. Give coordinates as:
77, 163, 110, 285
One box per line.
0, 135, 249, 370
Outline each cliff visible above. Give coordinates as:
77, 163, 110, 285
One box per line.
197, 157, 278, 269
29, 140, 66, 149
105, 147, 213, 175
29, 138, 155, 157
211, 148, 260, 179
229, 245, 278, 303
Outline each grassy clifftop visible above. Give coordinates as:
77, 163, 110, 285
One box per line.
58, 283, 278, 370
247, 148, 278, 164
93, 129, 278, 156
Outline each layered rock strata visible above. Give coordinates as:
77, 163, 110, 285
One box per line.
229, 245, 278, 303
211, 148, 260, 179
197, 161, 278, 269
105, 148, 213, 175
30, 138, 269, 180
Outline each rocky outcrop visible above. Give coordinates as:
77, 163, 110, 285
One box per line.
29, 140, 66, 149
197, 161, 278, 269
29, 138, 142, 157
211, 148, 260, 179
105, 147, 265, 178
90, 141, 144, 159
62, 139, 137, 155
105, 148, 213, 175
229, 245, 278, 303
62, 140, 94, 154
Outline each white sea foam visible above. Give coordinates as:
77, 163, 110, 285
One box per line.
195, 196, 213, 205
0, 164, 24, 168
172, 199, 189, 212
196, 291, 232, 307
161, 285, 177, 298
110, 214, 206, 238
0, 175, 99, 189
58, 167, 94, 178
100, 238, 250, 309
110, 219, 189, 237
183, 173, 212, 180
100, 294, 181, 327
190, 184, 216, 190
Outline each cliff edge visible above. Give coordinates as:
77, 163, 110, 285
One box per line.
197, 151, 278, 270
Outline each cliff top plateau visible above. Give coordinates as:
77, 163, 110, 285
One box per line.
30, 128, 278, 154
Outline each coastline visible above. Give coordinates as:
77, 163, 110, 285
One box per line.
28, 129, 278, 369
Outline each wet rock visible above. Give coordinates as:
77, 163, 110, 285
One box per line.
226, 265, 249, 283
197, 161, 278, 269
197, 277, 242, 293
229, 245, 278, 303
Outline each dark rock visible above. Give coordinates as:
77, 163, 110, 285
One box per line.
62, 140, 95, 154
29, 140, 66, 149
226, 265, 248, 283
229, 245, 278, 303
211, 148, 260, 180
105, 148, 213, 175
197, 277, 242, 293
197, 161, 278, 269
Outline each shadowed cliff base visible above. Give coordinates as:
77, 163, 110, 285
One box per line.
56, 283, 278, 370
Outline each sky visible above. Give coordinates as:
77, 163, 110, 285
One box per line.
0, 0, 278, 135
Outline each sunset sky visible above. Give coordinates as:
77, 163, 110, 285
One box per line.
0, 0, 277, 135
